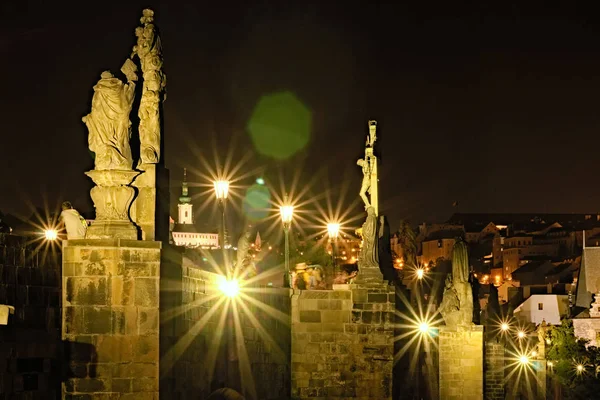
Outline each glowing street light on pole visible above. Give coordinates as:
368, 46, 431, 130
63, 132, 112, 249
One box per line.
327, 222, 340, 275
280, 195, 294, 287
416, 268, 425, 280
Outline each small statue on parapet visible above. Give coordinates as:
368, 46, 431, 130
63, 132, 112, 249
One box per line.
439, 238, 474, 328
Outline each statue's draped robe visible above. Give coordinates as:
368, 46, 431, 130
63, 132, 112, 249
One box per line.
84, 77, 135, 170
377, 216, 396, 283
359, 207, 378, 269
440, 239, 474, 328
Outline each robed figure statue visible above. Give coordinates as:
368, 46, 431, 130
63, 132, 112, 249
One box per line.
439, 238, 474, 328
83, 59, 138, 170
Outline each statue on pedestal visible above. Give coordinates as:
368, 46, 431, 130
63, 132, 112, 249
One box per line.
439, 238, 474, 328
83, 59, 138, 170
132, 8, 166, 166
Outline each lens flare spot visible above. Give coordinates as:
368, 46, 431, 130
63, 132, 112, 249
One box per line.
247, 91, 311, 160
243, 184, 271, 221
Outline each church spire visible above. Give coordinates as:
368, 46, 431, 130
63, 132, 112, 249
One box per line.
179, 168, 191, 204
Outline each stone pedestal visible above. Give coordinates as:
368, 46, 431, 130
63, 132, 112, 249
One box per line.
62, 239, 161, 399
85, 170, 140, 240
131, 164, 170, 242
439, 325, 483, 400
353, 265, 385, 285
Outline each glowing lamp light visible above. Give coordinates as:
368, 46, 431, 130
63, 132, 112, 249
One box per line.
519, 355, 529, 365
256, 177, 265, 185
418, 322, 430, 334
501, 322, 510, 332
517, 331, 526, 339
548, 361, 554, 368
327, 223, 341, 239
577, 364, 584, 373
218, 277, 240, 298
280, 204, 294, 225
213, 180, 230, 200
416, 269, 425, 280
546, 338, 551, 344
531, 351, 537, 357
44, 229, 58, 241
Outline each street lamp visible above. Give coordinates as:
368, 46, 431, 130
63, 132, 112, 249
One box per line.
280, 195, 294, 288
44, 229, 58, 241
416, 268, 425, 280
213, 179, 230, 250
327, 222, 340, 276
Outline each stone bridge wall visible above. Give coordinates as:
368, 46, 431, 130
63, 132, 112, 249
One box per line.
161, 254, 290, 400
291, 284, 394, 399
0, 234, 62, 398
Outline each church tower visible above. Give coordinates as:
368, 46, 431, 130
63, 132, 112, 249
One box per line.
177, 168, 193, 224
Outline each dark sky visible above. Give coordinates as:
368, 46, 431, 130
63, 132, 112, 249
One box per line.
3, 1, 600, 230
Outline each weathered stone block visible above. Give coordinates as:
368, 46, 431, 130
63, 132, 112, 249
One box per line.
352, 289, 367, 303
83, 307, 112, 334
65, 277, 108, 305
367, 293, 388, 303
299, 310, 321, 323
135, 278, 159, 307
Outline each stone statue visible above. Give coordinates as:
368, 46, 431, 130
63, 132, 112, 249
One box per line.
358, 206, 378, 269
357, 158, 372, 209
83, 59, 138, 170
439, 239, 474, 328
236, 227, 253, 271
378, 215, 396, 284
132, 9, 166, 165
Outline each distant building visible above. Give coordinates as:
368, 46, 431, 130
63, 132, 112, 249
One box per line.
171, 169, 219, 249
513, 294, 569, 325
573, 245, 600, 346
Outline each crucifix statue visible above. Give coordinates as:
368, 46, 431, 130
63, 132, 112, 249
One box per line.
358, 120, 379, 216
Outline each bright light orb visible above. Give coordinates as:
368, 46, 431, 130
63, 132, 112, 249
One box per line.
218, 278, 240, 298
501, 322, 510, 332
519, 355, 529, 365
548, 361, 554, 368
44, 229, 58, 240
577, 364, 584, 372
517, 330, 526, 339
418, 322, 429, 334
213, 180, 230, 200
416, 269, 425, 279
280, 204, 294, 225
531, 351, 537, 357
327, 223, 341, 239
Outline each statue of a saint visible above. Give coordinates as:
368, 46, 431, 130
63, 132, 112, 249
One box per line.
83, 59, 138, 170
357, 158, 371, 209
358, 206, 378, 269
132, 9, 166, 165
439, 238, 474, 328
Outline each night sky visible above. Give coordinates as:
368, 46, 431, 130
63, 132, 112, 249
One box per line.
3, 1, 600, 230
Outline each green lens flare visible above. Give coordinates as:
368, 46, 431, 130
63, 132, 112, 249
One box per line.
247, 91, 311, 160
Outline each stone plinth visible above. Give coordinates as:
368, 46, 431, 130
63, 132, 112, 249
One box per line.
484, 340, 505, 400
85, 170, 140, 240
439, 325, 483, 400
62, 239, 161, 399
290, 283, 394, 399
131, 164, 170, 242
353, 265, 385, 286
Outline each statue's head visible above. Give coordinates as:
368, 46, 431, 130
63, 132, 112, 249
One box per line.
100, 71, 114, 79
61, 201, 73, 211
357, 159, 365, 166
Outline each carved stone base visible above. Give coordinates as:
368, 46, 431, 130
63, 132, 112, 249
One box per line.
85, 169, 140, 240
353, 265, 385, 285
